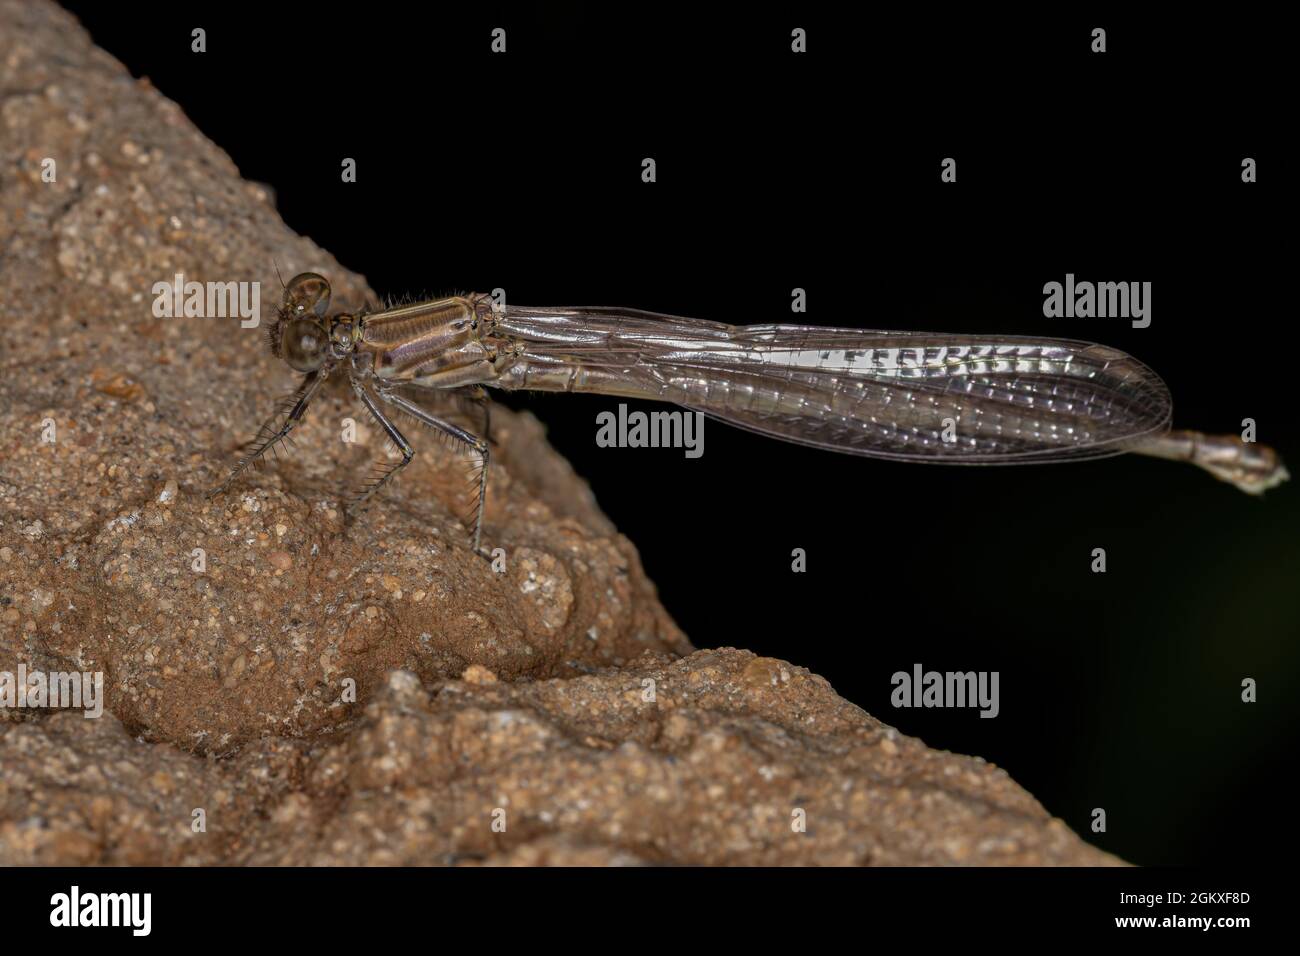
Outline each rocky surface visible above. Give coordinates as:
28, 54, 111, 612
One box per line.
0, 0, 1120, 865
3, 653, 1116, 866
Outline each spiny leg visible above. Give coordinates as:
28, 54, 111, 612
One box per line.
377, 388, 491, 554
463, 385, 493, 445
211, 370, 327, 496
397, 383, 494, 445
349, 379, 414, 510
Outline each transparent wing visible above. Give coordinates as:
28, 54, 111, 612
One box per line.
492, 306, 1173, 463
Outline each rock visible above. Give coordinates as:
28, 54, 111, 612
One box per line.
1, 652, 1118, 866
0, 0, 1119, 866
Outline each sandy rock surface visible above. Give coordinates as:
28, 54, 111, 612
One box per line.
0, 0, 1119, 865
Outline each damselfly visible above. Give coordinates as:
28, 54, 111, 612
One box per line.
213, 273, 1288, 552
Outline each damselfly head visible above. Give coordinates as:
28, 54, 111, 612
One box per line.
269, 272, 334, 370
283, 272, 332, 318
277, 316, 329, 372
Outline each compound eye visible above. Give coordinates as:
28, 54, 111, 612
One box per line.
283, 272, 332, 319
282, 318, 326, 372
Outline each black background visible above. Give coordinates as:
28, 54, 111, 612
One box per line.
56, 2, 1297, 867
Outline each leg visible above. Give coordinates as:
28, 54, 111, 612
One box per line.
349, 379, 415, 508
377, 388, 491, 553
468, 386, 493, 445
395, 383, 494, 445
211, 370, 327, 496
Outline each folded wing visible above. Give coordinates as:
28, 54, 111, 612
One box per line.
493, 306, 1173, 463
